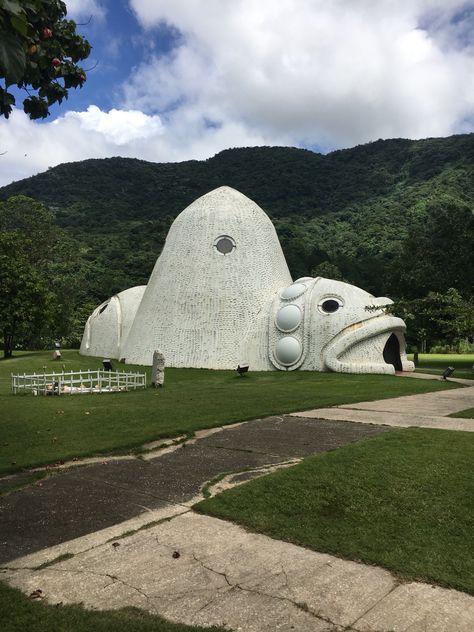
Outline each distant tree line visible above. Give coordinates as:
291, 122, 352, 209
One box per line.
0, 135, 473, 356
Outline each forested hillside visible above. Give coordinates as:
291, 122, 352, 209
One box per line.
1, 133, 473, 349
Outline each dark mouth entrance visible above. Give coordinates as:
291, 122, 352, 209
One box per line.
383, 333, 402, 371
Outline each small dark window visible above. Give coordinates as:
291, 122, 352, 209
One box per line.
99, 303, 109, 314
214, 236, 235, 254
320, 299, 340, 313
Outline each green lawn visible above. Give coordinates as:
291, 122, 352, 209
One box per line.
411, 353, 474, 379
0, 350, 460, 475
450, 408, 474, 418
0, 581, 227, 632
195, 428, 474, 595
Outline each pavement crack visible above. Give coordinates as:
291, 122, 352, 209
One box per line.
189, 554, 340, 628
234, 582, 326, 622
8, 565, 151, 603
102, 572, 150, 602
278, 560, 292, 592
69, 472, 193, 510
192, 553, 232, 587
349, 581, 402, 630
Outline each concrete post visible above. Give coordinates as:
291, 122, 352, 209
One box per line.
152, 349, 165, 387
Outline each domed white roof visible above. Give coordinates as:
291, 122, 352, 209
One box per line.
80, 285, 146, 359
121, 186, 292, 367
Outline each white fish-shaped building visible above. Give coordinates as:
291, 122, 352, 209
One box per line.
80, 186, 414, 374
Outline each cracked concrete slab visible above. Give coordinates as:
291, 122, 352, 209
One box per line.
198, 415, 388, 458
3, 512, 472, 632
293, 385, 474, 432
293, 407, 474, 431
0, 416, 389, 565
353, 581, 474, 631
339, 386, 474, 416
3, 504, 189, 570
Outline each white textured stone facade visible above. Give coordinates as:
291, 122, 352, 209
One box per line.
121, 186, 292, 367
79, 285, 145, 359
245, 277, 414, 374
80, 186, 414, 375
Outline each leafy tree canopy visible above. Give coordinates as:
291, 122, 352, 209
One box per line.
0, 0, 91, 119
0, 136, 473, 351
386, 289, 474, 352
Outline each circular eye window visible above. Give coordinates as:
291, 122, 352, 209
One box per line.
214, 235, 236, 255
319, 298, 343, 314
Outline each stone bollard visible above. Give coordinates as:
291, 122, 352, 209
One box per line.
152, 349, 165, 387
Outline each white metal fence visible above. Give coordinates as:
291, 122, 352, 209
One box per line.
11, 369, 147, 396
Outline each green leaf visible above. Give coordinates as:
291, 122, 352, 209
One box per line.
10, 12, 27, 37
0, 0, 23, 16
23, 95, 49, 119
0, 85, 15, 118
0, 28, 26, 83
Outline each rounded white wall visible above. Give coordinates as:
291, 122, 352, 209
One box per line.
245, 277, 414, 373
80, 285, 146, 359
122, 186, 292, 367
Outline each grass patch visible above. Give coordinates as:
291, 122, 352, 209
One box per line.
450, 408, 474, 419
34, 552, 75, 570
411, 353, 474, 379
0, 471, 47, 496
195, 428, 474, 595
0, 581, 227, 632
0, 350, 460, 476
107, 514, 178, 542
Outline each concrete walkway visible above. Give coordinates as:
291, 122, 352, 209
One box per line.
4, 510, 474, 632
1, 385, 474, 631
0, 417, 387, 564
293, 384, 474, 432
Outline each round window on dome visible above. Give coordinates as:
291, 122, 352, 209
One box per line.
318, 297, 343, 314
214, 235, 236, 255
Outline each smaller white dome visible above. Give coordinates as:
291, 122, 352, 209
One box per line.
275, 336, 302, 365
275, 304, 302, 332
279, 283, 307, 300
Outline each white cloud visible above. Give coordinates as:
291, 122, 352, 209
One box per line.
0, 106, 278, 187
1, 0, 473, 187
125, 0, 474, 148
66, 105, 164, 144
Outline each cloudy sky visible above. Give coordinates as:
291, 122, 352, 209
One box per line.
1, 0, 473, 186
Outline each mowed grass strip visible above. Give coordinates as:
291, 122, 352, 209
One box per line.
195, 427, 474, 595
0, 351, 460, 475
412, 353, 474, 379
450, 408, 474, 418
0, 581, 227, 632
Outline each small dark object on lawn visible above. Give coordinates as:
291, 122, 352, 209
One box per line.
172, 550, 180, 559
441, 366, 455, 380
103, 359, 113, 371
112, 542, 120, 548
237, 364, 249, 376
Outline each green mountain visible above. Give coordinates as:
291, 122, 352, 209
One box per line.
1, 133, 473, 304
